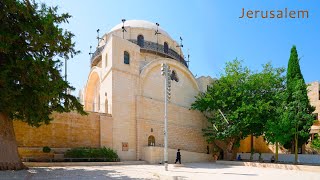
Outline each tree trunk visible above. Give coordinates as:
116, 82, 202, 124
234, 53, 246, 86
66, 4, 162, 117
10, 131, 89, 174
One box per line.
250, 135, 254, 153
250, 135, 254, 161
0, 112, 27, 170
275, 142, 279, 162
294, 131, 298, 164
226, 138, 236, 160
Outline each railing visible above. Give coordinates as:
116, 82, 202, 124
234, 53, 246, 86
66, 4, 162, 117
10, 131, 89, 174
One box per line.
90, 45, 105, 65
129, 39, 188, 68
90, 40, 188, 68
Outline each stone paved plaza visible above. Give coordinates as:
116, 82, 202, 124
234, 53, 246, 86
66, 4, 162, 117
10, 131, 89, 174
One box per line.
0, 162, 320, 180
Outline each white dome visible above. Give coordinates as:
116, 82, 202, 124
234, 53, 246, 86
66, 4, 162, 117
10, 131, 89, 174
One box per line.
109, 20, 171, 38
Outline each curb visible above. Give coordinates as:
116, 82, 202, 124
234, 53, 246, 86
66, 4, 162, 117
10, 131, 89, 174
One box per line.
23, 161, 147, 167
215, 160, 320, 172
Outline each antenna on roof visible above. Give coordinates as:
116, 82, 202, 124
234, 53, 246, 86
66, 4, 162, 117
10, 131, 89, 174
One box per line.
155, 23, 161, 55
89, 45, 93, 58
176, 36, 183, 62
96, 29, 105, 47
121, 19, 127, 39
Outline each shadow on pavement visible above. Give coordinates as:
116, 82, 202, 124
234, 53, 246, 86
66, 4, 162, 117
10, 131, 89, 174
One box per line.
0, 167, 156, 180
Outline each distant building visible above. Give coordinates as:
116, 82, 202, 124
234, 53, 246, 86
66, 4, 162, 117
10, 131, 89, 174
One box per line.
308, 81, 320, 136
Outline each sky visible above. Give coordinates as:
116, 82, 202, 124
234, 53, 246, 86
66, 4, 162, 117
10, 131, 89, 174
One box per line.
41, 0, 320, 96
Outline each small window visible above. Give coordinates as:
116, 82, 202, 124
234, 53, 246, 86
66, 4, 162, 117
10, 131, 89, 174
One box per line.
171, 70, 179, 82
164, 42, 168, 53
124, 51, 130, 64
148, 135, 155, 146
314, 113, 319, 120
137, 35, 144, 47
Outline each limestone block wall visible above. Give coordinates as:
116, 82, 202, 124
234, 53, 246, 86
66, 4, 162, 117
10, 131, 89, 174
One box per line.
141, 59, 199, 108
136, 96, 208, 160
110, 35, 140, 160
308, 81, 320, 122
238, 136, 276, 153
100, 114, 113, 148
14, 112, 112, 148
143, 146, 213, 164
196, 76, 215, 93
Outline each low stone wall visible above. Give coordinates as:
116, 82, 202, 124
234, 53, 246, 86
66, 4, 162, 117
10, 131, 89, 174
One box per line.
237, 153, 320, 164
14, 112, 113, 160
14, 112, 104, 148
216, 160, 320, 172
143, 146, 213, 164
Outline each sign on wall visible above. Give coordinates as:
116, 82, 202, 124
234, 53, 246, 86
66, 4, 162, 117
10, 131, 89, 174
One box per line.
122, 142, 128, 151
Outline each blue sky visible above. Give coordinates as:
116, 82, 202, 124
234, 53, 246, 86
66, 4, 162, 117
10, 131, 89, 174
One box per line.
42, 0, 320, 95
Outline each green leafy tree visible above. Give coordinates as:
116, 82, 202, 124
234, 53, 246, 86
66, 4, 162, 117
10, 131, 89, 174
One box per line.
264, 91, 290, 161
191, 60, 285, 159
283, 46, 315, 164
0, 0, 86, 170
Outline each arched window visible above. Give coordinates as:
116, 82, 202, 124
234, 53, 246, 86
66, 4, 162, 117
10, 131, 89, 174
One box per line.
148, 135, 155, 146
124, 51, 130, 64
164, 42, 169, 53
137, 35, 144, 47
171, 70, 179, 82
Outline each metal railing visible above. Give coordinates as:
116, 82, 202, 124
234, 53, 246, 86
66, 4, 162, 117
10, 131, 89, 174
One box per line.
129, 39, 188, 68
90, 45, 105, 65
90, 40, 188, 68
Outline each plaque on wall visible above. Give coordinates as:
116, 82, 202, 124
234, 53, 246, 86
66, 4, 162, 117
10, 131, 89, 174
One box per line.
122, 142, 128, 151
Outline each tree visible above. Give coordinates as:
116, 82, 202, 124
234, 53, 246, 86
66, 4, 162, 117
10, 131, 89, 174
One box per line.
191, 59, 285, 159
0, 0, 86, 170
264, 90, 293, 161
282, 46, 315, 164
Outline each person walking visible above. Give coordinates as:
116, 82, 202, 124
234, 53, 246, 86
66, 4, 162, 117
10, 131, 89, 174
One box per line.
175, 149, 181, 164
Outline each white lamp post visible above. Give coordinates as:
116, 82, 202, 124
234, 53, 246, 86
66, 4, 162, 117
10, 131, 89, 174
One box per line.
161, 63, 172, 171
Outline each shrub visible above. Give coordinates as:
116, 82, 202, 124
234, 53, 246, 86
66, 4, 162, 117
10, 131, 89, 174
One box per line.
42, 146, 51, 153
311, 137, 320, 150
65, 147, 119, 161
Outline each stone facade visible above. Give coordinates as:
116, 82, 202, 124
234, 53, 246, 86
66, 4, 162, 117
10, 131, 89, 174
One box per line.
13, 20, 213, 162
80, 20, 214, 161
308, 81, 320, 132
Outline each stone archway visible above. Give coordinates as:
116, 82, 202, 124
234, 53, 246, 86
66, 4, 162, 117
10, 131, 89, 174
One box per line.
84, 71, 100, 112
148, 135, 155, 146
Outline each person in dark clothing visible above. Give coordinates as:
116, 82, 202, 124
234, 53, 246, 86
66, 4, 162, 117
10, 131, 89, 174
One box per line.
175, 149, 181, 164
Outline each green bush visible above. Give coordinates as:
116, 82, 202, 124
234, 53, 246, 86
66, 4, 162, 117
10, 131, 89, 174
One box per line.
42, 146, 51, 153
65, 147, 119, 161
311, 138, 320, 150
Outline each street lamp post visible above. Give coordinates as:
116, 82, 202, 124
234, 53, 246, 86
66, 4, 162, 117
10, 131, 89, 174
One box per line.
161, 63, 171, 171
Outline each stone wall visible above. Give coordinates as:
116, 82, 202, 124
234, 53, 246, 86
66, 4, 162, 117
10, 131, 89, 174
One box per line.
308, 81, 320, 124
137, 96, 208, 160
14, 112, 112, 149
238, 136, 277, 153
143, 146, 213, 164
